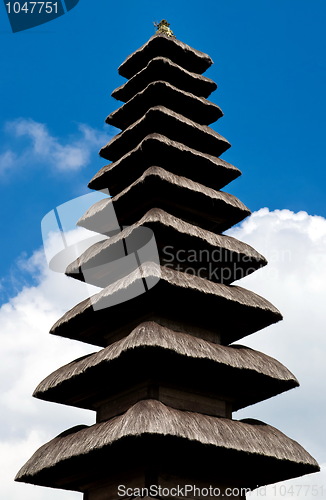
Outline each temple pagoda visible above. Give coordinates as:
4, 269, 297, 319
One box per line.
16, 22, 319, 500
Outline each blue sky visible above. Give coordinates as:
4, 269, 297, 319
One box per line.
1, 2, 326, 499
1, 0, 326, 301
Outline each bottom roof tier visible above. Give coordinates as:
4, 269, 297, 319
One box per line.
16, 400, 319, 492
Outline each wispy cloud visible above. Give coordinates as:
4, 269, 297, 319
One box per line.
0, 118, 110, 176
0, 150, 17, 175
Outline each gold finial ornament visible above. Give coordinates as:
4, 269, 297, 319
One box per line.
154, 19, 175, 38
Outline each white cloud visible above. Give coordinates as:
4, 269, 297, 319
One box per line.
228, 208, 326, 498
1, 431, 82, 500
0, 247, 98, 499
0, 118, 110, 174
247, 465, 326, 499
1, 208, 326, 499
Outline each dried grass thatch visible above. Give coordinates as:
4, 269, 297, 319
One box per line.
99, 106, 230, 162
112, 56, 217, 102
107, 80, 222, 130
81, 166, 250, 234
34, 321, 298, 411
90, 133, 240, 194
118, 34, 213, 79
69, 207, 265, 286
51, 262, 282, 346
16, 399, 319, 486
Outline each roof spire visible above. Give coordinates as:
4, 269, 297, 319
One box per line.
154, 19, 175, 38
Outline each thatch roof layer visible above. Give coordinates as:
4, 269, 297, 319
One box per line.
89, 133, 240, 194
99, 106, 230, 162
15, 399, 319, 485
81, 166, 250, 234
118, 34, 213, 79
51, 262, 282, 346
77, 208, 258, 256
69, 208, 265, 286
112, 56, 217, 102
111, 166, 244, 205
107, 81, 223, 130
56, 262, 280, 326
34, 321, 299, 411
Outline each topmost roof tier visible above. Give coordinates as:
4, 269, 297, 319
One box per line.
118, 33, 213, 79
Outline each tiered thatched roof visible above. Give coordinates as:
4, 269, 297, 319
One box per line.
107, 81, 223, 129
112, 57, 217, 102
51, 262, 282, 347
69, 208, 266, 286
89, 133, 241, 194
34, 321, 299, 412
99, 106, 231, 161
118, 34, 213, 78
16, 28, 319, 497
16, 400, 318, 491
81, 166, 250, 233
